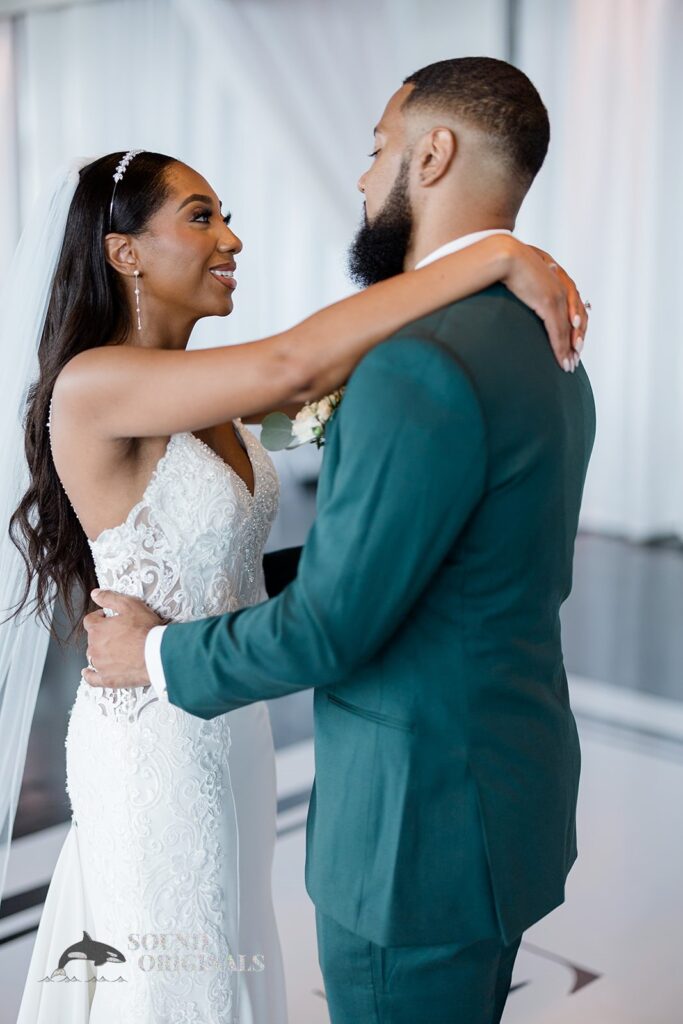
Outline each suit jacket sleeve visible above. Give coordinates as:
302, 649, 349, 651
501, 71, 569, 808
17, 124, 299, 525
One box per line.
160, 337, 487, 718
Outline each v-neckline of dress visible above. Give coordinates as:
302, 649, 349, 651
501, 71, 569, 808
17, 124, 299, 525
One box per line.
188, 420, 256, 502
87, 422, 257, 548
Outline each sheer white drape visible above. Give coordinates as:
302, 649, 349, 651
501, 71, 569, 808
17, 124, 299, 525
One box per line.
516, 0, 683, 539
0, 17, 19, 276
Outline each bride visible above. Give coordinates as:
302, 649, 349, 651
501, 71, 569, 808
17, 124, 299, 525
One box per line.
1, 150, 584, 1023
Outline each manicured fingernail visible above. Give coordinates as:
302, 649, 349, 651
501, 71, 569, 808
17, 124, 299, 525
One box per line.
572, 314, 581, 328
91, 589, 100, 598
562, 358, 571, 373
575, 336, 584, 354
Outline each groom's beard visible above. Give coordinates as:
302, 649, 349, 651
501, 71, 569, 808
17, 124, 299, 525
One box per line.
347, 158, 414, 287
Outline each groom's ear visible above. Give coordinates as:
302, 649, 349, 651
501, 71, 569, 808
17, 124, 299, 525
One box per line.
104, 233, 139, 276
415, 127, 457, 187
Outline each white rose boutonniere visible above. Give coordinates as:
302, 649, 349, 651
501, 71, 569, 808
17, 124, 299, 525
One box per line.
261, 388, 345, 451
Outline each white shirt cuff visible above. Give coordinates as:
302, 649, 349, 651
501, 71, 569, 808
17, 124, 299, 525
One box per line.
145, 624, 170, 701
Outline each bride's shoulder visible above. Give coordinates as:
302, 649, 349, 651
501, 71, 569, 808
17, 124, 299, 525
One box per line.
55, 345, 132, 394
51, 348, 152, 445
54, 346, 164, 419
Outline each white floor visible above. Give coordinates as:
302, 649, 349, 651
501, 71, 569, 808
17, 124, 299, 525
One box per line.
2, 676, 683, 1023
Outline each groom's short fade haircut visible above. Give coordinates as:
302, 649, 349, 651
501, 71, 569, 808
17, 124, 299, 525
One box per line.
402, 57, 550, 191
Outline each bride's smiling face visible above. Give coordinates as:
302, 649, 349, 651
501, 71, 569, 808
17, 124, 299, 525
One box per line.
122, 162, 243, 323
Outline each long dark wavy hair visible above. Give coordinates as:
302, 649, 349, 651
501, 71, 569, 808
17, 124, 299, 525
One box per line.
4, 151, 176, 644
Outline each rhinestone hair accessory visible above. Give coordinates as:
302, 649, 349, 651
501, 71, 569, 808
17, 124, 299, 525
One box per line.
108, 149, 145, 230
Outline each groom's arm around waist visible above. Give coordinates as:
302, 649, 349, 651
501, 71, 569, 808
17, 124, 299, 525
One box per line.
156, 337, 487, 719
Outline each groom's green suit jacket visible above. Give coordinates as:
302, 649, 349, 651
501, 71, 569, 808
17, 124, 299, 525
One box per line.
161, 284, 596, 948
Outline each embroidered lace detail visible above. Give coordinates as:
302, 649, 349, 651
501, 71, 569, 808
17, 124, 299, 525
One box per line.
83, 426, 279, 722
63, 423, 279, 1022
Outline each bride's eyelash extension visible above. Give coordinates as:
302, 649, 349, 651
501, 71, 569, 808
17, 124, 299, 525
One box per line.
193, 208, 232, 226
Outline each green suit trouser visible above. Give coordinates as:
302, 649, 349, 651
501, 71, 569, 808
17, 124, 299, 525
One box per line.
316, 908, 522, 1024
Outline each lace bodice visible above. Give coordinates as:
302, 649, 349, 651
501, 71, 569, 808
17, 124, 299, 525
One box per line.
83, 423, 279, 720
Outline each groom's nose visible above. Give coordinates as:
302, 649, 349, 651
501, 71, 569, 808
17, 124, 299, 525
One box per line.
357, 173, 367, 194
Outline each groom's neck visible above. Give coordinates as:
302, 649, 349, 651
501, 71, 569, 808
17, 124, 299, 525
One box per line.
405, 204, 515, 271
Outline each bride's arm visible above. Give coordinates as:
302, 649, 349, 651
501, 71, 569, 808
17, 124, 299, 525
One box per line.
242, 241, 587, 426
56, 235, 585, 439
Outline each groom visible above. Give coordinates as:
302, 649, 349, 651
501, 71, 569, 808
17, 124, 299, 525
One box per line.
84, 57, 595, 1023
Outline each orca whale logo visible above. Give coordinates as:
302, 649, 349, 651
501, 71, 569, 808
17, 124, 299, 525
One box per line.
50, 931, 126, 979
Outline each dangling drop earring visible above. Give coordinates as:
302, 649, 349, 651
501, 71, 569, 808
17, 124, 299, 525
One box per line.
134, 270, 142, 332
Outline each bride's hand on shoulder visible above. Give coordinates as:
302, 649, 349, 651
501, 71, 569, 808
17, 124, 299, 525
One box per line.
496, 235, 588, 372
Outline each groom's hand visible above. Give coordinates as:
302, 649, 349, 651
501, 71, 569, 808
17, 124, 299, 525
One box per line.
82, 590, 165, 688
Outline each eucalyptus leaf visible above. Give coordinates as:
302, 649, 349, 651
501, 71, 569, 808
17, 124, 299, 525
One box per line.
260, 412, 296, 452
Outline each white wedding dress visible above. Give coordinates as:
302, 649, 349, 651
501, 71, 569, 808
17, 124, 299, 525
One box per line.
17, 422, 288, 1024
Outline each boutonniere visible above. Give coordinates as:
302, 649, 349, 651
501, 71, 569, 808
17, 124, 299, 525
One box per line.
261, 389, 345, 451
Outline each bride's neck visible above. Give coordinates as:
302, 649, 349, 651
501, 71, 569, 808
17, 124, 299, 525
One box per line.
120, 303, 198, 352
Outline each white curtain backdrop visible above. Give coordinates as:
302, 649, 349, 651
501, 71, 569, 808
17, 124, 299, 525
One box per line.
1, 0, 508, 341
0, 0, 679, 538
516, 0, 683, 540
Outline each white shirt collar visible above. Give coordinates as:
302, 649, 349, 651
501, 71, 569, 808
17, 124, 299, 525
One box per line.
414, 229, 513, 270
